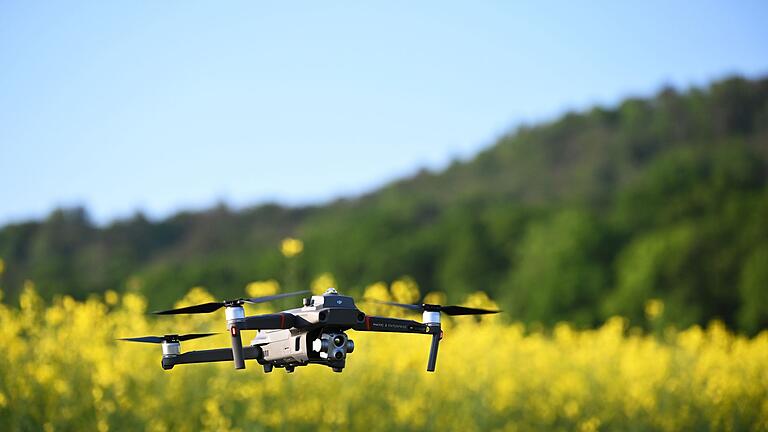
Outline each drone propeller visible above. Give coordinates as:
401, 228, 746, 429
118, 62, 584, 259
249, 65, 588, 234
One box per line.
152, 290, 310, 315
118, 333, 217, 344
368, 300, 501, 316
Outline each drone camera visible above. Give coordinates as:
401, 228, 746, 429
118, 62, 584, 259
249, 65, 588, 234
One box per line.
312, 331, 354, 361
333, 335, 344, 347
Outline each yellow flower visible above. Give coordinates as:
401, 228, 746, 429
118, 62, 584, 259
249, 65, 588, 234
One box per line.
104, 290, 119, 306
311, 273, 337, 295
20, 280, 42, 312
2, 276, 767, 431
423, 291, 447, 306
246, 280, 280, 298
463, 291, 499, 311
578, 417, 601, 432
391, 277, 420, 304
174, 286, 215, 308
645, 298, 664, 320
121, 292, 147, 314
363, 282, 391, 302
280, 237, 304, 258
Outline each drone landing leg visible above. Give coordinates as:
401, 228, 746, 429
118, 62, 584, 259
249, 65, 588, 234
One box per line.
426, 331, 441, 372
230, 326, 246, 370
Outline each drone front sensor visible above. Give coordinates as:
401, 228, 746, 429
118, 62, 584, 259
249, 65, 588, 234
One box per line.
119, 288, 499, 374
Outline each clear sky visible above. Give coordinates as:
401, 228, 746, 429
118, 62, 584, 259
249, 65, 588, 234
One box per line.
1, 1, 767, 225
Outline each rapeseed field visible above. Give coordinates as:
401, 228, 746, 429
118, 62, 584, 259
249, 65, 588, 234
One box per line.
0, 277, 766, 431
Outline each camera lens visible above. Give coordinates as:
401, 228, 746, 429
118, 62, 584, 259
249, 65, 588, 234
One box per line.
333, 335, 344, 347
334, 351, 343, 360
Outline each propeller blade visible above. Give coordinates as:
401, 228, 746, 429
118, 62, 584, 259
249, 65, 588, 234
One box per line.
119, 336, 165, 344
365, 299, 423, 311
439, 305, 500, 316
152, 302, 225, 315
118, 333, 217, 344
177, 332, 218, 341
243, 290, 310, 305
364, 299, 500, 315
152, 290, 309, 315
152, 302, 224, 315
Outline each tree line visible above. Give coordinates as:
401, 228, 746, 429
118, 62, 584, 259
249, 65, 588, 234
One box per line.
1, 75, 767, 333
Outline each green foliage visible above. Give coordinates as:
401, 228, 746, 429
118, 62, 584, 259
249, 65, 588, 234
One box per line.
605, 224, 699, 326
505, 210, 610, 326
1, 75, 767, 332
739, 246, 768, 333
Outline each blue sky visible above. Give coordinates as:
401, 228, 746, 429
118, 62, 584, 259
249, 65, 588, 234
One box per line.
1, 1, 767, 225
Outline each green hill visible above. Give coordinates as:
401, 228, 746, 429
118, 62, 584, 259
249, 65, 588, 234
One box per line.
2, 75, 767, 332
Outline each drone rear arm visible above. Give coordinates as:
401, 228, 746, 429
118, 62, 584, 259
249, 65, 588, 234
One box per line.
352, 315, 442, 372
352, 316, 432, 334
161, 346, 263, 370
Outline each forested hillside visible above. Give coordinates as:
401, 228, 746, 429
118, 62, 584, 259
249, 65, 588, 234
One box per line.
2, 75, 767, 332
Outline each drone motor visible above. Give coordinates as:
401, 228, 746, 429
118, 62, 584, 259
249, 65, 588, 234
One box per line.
162, 341, 181, 357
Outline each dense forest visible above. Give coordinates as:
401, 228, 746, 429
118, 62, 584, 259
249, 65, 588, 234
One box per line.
2, 75, 767, 332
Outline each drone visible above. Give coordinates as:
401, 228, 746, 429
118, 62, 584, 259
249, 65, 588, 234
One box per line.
120, 288, 499, 373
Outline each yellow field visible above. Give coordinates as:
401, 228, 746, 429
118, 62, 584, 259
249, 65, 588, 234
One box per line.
0, 283, 767, 432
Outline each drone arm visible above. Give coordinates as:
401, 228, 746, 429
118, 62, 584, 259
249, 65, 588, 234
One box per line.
353, 315, 442, 372
237, 313, 298, 331
162, 346, 263, 370
352, 316, 433, 334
